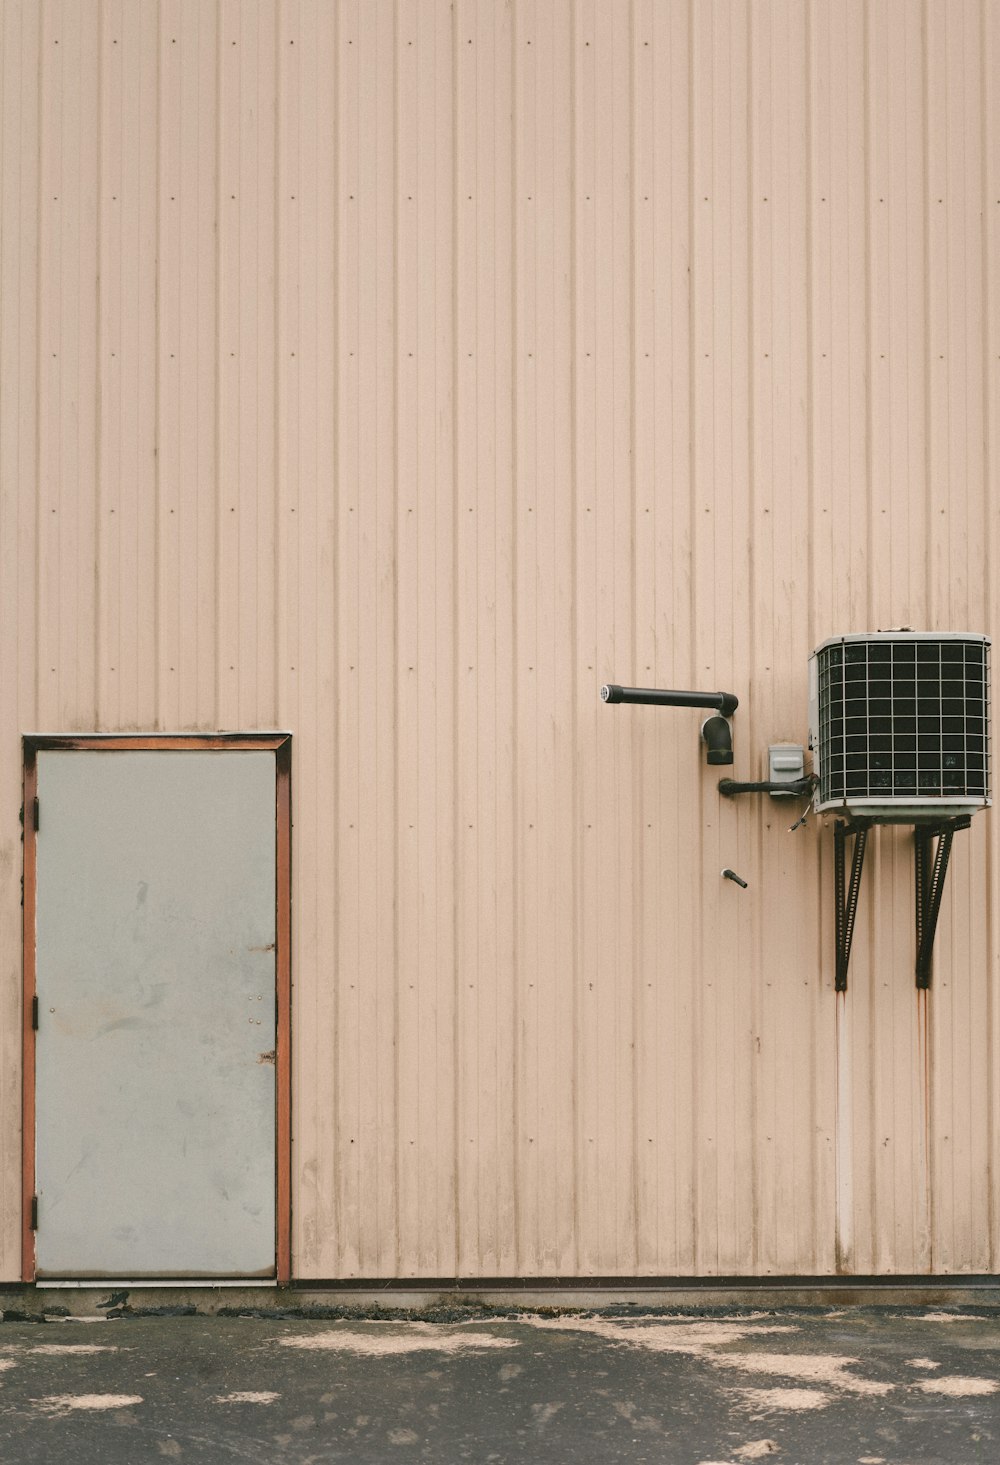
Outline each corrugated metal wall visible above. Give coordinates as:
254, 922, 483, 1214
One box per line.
1, 0, 999, 1281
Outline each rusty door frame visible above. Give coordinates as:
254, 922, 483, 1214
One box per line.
21, 732, 293, 1284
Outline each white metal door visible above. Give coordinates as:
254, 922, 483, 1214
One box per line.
33, 750, 277, 1278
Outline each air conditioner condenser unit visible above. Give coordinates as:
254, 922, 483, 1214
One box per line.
809, 632, 991, 823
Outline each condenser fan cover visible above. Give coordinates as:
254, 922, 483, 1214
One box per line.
809, 633, 991, 821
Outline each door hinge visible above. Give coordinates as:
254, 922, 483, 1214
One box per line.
32, 796, 39, 832
30, 1196, 38, 1231
31, 995, 38, 1031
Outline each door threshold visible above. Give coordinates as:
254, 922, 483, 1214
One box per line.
40, 1278, 278, 1289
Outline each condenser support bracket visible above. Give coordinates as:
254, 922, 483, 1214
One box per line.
834, 818, 871, 993
914, 816, 971, 990
833, 814, 973, 992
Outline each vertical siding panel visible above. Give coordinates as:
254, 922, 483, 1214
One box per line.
277, 0, 304, 1269
426, 0, 456, 1274
721, 0, 753, 1274
394, 0, 456, 1276
0, 0, 41, 1280
691, 0, 754, 1274
803, 0, 839, 1277
515, 0, 547, 1271
866, 0, 924, 1277
575, 0, 636, 1274
930, 0, 991, 1275
986, 0, 1000, 1277
924, 0, 956, 1273
607, 0, 637, 1276
491, 0, 515, 1277
454, 0, 517, 1278
819, 0, 875, 1276
690, 0, 718, 1273
488, 0, 518, 1277
632, 0, 658, 1270
37, 1, 100, 732
277, 0, 341, 1280
335, 0, 401, 1276
395, 0, 420, 1276
649, 0, 696, 1273
99, 0, 158, 730
334, 0, 363, 1277
488, 0, 516, 1276
515, 0, 578, 1277
216, 0, 239, 730
309, 0, 341, 1283
690, 0, 715, 1274
369, 0, 399, 1275
102, 0, 155, 733
513, 0, 538, 1272
573, 0, 599, 1273
528, 0, 575, 1275
453, 0, 477, 1277
158, 1, 183, 729
834, 0, 873, 1276
752, 0, 817, 1275
510, 0, 575, 1278
955, 0, 991, 1276
161, 0, 217, 730
216, 0, 277, 731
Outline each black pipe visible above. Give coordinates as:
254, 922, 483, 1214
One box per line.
701, 715, 734, 766
718, 775, 817, 798
601, 684, 739, 718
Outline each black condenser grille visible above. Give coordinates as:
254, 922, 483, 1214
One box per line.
816, 636, 990, 807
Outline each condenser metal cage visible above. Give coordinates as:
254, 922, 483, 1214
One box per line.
809, 633, 991, 821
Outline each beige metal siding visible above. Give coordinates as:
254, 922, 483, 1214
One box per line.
1, 0, 999, 1280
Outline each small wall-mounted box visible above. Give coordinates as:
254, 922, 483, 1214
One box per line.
767, 744, 805, 795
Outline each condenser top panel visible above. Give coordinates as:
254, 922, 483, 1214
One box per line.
809, 633, 991, 821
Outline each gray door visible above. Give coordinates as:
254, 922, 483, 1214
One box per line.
34, 750, 277, 1279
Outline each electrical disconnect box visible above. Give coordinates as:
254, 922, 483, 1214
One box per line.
767, 745, 805, 795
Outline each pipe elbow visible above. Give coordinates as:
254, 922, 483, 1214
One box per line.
701, 715, 734, 766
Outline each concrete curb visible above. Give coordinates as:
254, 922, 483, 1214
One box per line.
5, 1280, 1000, 1319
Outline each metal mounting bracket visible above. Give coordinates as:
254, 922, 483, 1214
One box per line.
834, 818, 871, 992
914, 816, 971, 989
834, 813, 973, 993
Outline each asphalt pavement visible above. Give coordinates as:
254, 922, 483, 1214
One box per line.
1, 1305, 999, 1463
